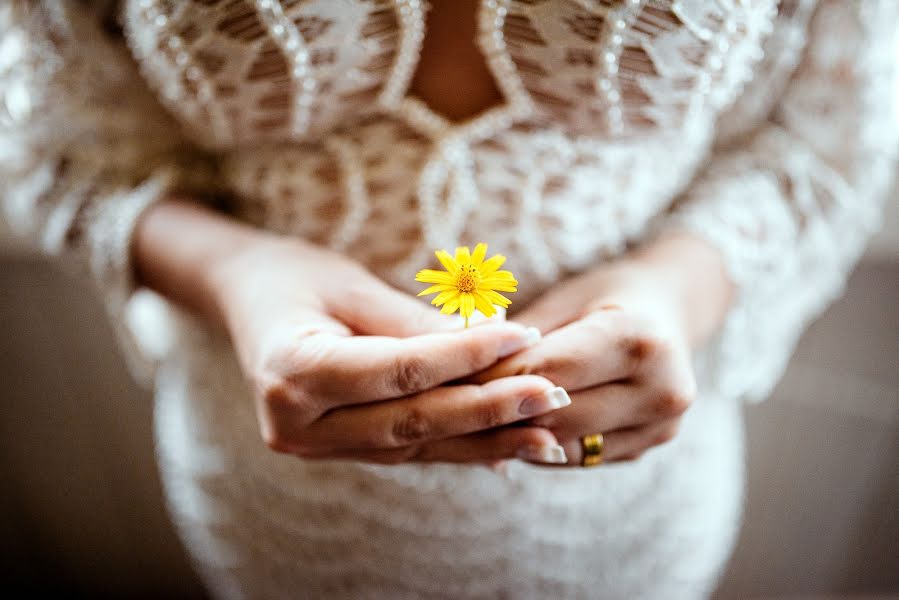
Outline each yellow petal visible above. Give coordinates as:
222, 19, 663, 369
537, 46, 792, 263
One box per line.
455, 246, 471, 265
472, 291, 496, 318
479, 254, 506, 275
435, 250, 459, 274
415, 269, 455, 285
488, 270, 516, 281
431, 289, 460, 306
471, 243, 488, 266
459, 292, 475, 318
441, 296, 461, 314
482, 290, 512, 307
480, 273, 518, 285
417, 284, 453, 297
479, 278, 518, 292
482, 285, 517, 293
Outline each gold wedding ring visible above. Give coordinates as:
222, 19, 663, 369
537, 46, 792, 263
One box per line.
581, 433, 605, 467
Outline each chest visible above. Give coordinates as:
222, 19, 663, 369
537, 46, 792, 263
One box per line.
123, 0, 779, 150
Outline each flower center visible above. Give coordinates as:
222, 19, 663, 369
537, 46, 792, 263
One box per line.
456, 266, 479, 292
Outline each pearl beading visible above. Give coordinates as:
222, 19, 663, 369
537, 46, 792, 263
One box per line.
594, 0, 646, 136
380, 0, 426, 110
393, 135, 480, 279
254, 0, 317, 137
123, 0, 785, 298
325, 136, 369, 251
126, 0, 232, 146
477, 0, 535, 123
391, 0, 541, 278
683, 0, 777, 119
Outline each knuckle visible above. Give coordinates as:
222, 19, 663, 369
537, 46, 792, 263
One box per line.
251, 368, 292, 407
255, 371, 321, 426
391, 356, 434, 396
476, 397, 507, 430
653, 388, 692, 417
261, 429, 293, 454
620, 334, 660, 371
261, 378, 295, 410
464, 338, 495, 370
539, 354, 579, 381
390, 407, 433, 446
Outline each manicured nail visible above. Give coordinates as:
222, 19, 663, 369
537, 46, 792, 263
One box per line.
518, 386, 571, 417
497, 326, 542, 358
517, 444, 568, 464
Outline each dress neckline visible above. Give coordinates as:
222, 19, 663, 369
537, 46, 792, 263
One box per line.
377, 0, 534, 146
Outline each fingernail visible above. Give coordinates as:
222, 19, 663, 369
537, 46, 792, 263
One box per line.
517, 444, 568, 464
498, 326, 542, 358
518, 386, 571, 417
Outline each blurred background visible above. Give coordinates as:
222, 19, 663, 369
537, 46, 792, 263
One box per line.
1, 196, 897, 599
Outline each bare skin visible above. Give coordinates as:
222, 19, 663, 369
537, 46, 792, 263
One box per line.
133, 0, 734, 467
410, 0, 503, 122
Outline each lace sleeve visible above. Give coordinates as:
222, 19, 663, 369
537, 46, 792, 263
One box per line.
659, 0, 899, 402
0, 2, 210, 384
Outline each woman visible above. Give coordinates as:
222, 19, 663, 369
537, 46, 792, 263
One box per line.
2, 0, 896, 597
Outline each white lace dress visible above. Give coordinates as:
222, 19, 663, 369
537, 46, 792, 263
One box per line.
2, 1, 897, 598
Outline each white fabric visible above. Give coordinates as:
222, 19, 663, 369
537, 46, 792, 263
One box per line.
1, 1, 896, 598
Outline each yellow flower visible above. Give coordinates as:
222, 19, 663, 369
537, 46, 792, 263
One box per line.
415, 243, 518, 328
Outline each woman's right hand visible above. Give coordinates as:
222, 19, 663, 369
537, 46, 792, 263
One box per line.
199, 224, 570, 465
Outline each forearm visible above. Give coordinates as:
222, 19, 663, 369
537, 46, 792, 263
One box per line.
624, 233, 735, 349
133, 197, 271, 328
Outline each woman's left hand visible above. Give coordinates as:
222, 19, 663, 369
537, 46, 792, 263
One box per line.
470, 235, 733, 466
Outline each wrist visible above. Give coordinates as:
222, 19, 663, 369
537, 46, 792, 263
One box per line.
202, 226, 295, 328
621, 233, 734, 348
134, 197, 279, 328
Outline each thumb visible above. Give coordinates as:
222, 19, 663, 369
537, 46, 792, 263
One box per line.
328, 275, 467, 337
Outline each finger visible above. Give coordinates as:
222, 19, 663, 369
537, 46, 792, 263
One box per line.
470, 311, 637, 390
316, 427, 564, 465
526, 384, 642, 438
299, 376, 569, 451
415, 426, 566, 464
526, 382, 692, 439
550, 420, 681, 467
300, 323, 542, 407
328, 272, 466, 337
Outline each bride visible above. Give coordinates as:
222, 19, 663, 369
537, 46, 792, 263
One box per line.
2, 1, 896, 597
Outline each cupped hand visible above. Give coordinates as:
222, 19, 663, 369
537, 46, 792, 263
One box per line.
470, 261, 700, 466
207, 235, 572, 465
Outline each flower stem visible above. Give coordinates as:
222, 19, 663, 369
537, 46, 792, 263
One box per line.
464, 316, 469, 329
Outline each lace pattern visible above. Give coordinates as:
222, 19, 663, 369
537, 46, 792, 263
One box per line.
665, 0, 899, 401
0, 1, 211, 383
3, 0, 894, 394
3, 1, 898, 597
2, 0, 897, 394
